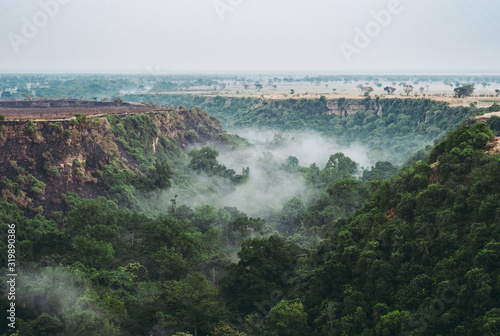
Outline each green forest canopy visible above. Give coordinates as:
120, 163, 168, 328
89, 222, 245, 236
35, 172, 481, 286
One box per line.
2, 116, 500, 335
123, 94, 481, 165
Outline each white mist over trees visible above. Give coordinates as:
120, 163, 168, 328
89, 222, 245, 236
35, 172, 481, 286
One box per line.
152, 129, 371, 219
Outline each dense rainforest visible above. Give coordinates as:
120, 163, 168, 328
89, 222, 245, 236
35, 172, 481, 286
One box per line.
1, 92, 500, 335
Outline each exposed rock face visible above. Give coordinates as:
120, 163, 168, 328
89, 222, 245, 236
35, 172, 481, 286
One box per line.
0, 118, 116, 216
150, 107, 224, 148
326, 98, 381, 116
0, 106, 226, 216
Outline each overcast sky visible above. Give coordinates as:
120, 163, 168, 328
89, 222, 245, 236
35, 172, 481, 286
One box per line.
0, 0, 498, 74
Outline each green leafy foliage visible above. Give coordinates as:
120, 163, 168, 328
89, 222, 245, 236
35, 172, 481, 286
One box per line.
362, 161, 399, 181
219, 236, 300, 316
3, 81, 500, 335
287, 124, 500, 335
188, 146, 249, 184
164, 272, 230, 335
125, 95, 477, 164
262, 300, 310, 336
106, 113, 159, 165
63, 129, 72, 139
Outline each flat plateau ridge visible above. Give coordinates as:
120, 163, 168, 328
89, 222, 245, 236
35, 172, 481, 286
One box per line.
0, 99, 172, 121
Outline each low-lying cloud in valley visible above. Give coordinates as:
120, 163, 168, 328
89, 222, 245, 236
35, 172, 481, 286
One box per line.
153, 129, 372, 219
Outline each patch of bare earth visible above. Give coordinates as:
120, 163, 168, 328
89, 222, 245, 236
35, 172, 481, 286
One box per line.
430, 161, 440, 184
486, 137, 500, 155
475, 111, 500, 123
384, 208, 397, 220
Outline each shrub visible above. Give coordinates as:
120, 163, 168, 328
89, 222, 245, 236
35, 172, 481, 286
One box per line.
185, 129, 199, 140
16, 175, 26, 185
48, 168, 60, 179
32, 181, 46, 194
50, 122, 63, 133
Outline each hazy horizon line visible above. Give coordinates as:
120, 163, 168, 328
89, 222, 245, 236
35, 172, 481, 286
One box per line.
2, 71, 500, 77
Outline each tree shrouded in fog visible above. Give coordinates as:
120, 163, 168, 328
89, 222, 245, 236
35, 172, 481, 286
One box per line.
188, 146, 220, 174
320, 152, 359, 186
188, 146, 249, 184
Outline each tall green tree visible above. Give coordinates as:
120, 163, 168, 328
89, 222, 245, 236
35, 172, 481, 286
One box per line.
262, 300, 310, 336
165, 273, 229, 336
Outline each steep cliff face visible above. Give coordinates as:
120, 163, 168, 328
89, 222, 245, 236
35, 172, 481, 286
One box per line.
150, 107, 225, 147
0, 107, 227, 217
325, 98, 378, 116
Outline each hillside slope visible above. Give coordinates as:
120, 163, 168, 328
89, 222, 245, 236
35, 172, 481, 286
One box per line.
213, 123, 500, 336
2, 117, 500, 335
123, 95, 489, 164
0, 106, 228, 217
291, 123, 500, 335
